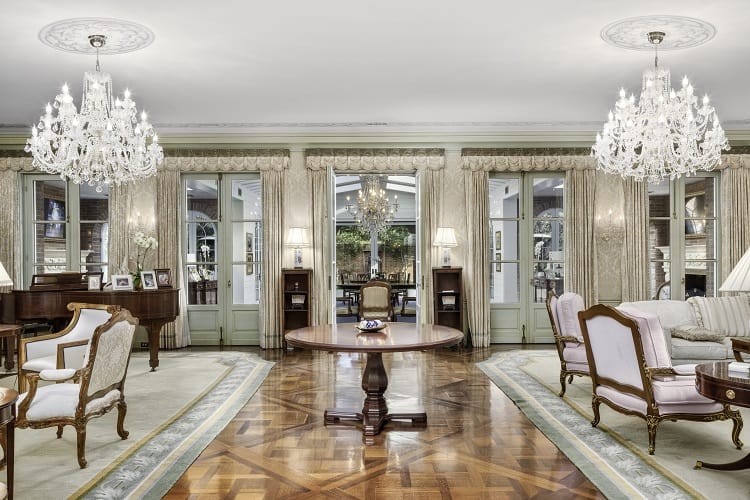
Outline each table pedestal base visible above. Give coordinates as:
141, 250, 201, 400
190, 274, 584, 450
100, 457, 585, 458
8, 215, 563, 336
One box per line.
696, 452, 750, 471
324, 352, 427, 436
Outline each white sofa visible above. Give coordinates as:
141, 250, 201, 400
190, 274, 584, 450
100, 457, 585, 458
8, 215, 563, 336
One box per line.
619, 295, 750, 364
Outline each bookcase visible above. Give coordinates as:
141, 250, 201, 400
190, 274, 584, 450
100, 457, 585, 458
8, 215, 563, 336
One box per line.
281, 269, 312, 332
432, 267, 463, 331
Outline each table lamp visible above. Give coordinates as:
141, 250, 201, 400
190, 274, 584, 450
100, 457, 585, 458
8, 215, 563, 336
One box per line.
433, 227, 458, 267
0, 261, 12, 288
286, 227, 308, 268
720, 247, 750, 292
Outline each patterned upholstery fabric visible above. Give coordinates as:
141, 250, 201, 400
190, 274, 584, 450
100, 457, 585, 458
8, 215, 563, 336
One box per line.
687, 295, 750, 337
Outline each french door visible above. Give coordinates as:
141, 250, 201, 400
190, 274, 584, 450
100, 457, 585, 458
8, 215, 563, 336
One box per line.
489, 173, 565, 343
183, 173, 262, 346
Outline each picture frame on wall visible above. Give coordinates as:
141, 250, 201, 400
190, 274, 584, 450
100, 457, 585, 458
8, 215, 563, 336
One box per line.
154, 268, 172, 288
141, 271, 158, 290
112, 274, 133, 291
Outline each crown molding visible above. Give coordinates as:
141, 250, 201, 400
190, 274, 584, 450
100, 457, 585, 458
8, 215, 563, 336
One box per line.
3, 126, 750, 150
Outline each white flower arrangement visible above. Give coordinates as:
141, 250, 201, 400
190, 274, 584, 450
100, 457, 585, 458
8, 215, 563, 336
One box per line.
133, 231, 158, 275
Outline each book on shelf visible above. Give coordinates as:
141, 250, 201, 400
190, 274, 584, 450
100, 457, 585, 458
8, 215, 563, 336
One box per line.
728, 361, 750, 373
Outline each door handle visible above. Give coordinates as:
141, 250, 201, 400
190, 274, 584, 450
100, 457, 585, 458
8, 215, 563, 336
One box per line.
227, 280, 232, 288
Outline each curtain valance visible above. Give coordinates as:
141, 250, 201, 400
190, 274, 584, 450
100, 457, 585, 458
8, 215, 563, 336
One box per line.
461, 149, 595, 172
305, 148, 444, 171
162, 149, 289, 172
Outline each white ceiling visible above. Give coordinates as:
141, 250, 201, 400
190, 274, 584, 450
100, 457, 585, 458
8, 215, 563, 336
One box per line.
1, 1, 749, 142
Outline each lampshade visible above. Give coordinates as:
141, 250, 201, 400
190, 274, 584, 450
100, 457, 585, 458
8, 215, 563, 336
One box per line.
0, 261, 12, 288
286, 227, 308, 248
720, 247, 750, 292
433, 227, 458, 248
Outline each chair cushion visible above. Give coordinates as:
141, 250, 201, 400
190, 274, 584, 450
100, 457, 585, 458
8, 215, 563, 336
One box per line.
687, 295, 750, 337
22, 355, 57, 372
557, 293, 585, 341
19, 383, 121, 421
617, 306, 672, 369
671, 325, 725, 342
562, 343, 588, 365
597, 385, 723, 415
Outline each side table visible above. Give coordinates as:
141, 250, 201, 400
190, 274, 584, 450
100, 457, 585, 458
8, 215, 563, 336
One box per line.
0, 388, 18, 499
695, 361, 750, 470
0, 325, 21, 375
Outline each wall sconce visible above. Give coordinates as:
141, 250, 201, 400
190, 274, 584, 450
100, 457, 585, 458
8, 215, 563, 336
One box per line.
286, 227, 309, 268
0, 261, 12, 289
596, 209, 624, 242
433, 227, 458, 267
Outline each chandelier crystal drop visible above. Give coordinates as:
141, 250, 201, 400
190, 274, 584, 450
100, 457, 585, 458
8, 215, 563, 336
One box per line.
591, 31, 728, 183
25, 34, 163, 192
345, 175, 399, 234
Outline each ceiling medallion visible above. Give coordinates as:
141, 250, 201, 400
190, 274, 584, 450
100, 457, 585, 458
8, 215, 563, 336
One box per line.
601, 15, 716, 51
38, 17, 154, 54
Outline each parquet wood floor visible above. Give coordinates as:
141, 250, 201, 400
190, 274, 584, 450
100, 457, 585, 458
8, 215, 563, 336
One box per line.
165, 345, 603, 499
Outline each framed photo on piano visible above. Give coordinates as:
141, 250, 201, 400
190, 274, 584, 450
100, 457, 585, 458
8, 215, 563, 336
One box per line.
112, 274, 133, 291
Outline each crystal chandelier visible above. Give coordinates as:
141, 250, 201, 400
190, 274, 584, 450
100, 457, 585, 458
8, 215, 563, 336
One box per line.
592, 31, 728, 183
25, 34, 163, 192
345, 175, 399, 234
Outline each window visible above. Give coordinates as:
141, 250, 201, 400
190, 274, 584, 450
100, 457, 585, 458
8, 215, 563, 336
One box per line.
649, 174, 718, 299
25, 176, 109, 283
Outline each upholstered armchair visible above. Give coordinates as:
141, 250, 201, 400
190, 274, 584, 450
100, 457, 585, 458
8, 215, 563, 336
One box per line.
545, 290, 589, 396
16, 308, 138, 468
358, 280, 396, 321
18, 302, 120, 393
578, 304, 743, 455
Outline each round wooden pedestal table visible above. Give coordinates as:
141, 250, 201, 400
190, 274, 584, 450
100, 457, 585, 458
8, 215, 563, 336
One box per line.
695, 361, 750, 470
285, 323, 463, 439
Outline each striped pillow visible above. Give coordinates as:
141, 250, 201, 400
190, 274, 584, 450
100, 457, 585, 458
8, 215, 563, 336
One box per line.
687, 295, 750, 337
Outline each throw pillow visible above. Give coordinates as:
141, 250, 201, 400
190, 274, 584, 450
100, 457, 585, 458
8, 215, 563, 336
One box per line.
670, 324, 725, 343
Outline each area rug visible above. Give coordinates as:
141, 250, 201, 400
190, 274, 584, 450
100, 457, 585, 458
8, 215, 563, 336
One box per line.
3, 350, 273, 499
478, 351, 750, 500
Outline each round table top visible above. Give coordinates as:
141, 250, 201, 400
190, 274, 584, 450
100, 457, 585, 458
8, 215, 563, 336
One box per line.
696, 361, 750, 407
696, 361, 750, 385
0, 387, 18, 406
285, 322, 463, 353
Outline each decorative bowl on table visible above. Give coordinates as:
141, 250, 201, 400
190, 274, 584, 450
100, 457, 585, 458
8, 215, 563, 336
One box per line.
356, 320, 387, 332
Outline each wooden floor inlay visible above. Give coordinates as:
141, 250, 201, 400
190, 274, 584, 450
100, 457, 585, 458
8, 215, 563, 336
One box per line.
165, 346, 603, 499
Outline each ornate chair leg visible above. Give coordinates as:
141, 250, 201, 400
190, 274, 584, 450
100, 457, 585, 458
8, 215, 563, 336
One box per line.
646, 415, 660, 455
56, 425, 64, 438
558, 371, 567, 397
567, 374, 574, 384
76, 425, 87, 468
591, 396, 601, 427
117, 401, 129, 439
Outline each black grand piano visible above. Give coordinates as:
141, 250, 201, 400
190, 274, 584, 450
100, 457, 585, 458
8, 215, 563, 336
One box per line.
1, 272, 179, 371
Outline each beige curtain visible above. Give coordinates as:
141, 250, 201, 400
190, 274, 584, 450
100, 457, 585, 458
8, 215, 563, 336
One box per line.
564, 168, 598, 306
260, 168, 284, 348
720, 158, 750, 281
310, 168, 330, 325
421, 167, 442, 324
464, 169, 490, 346
621, 178, 649, 301
0, 168, 21, 288
108, 184, 135, 275
155, 169, 189, 348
